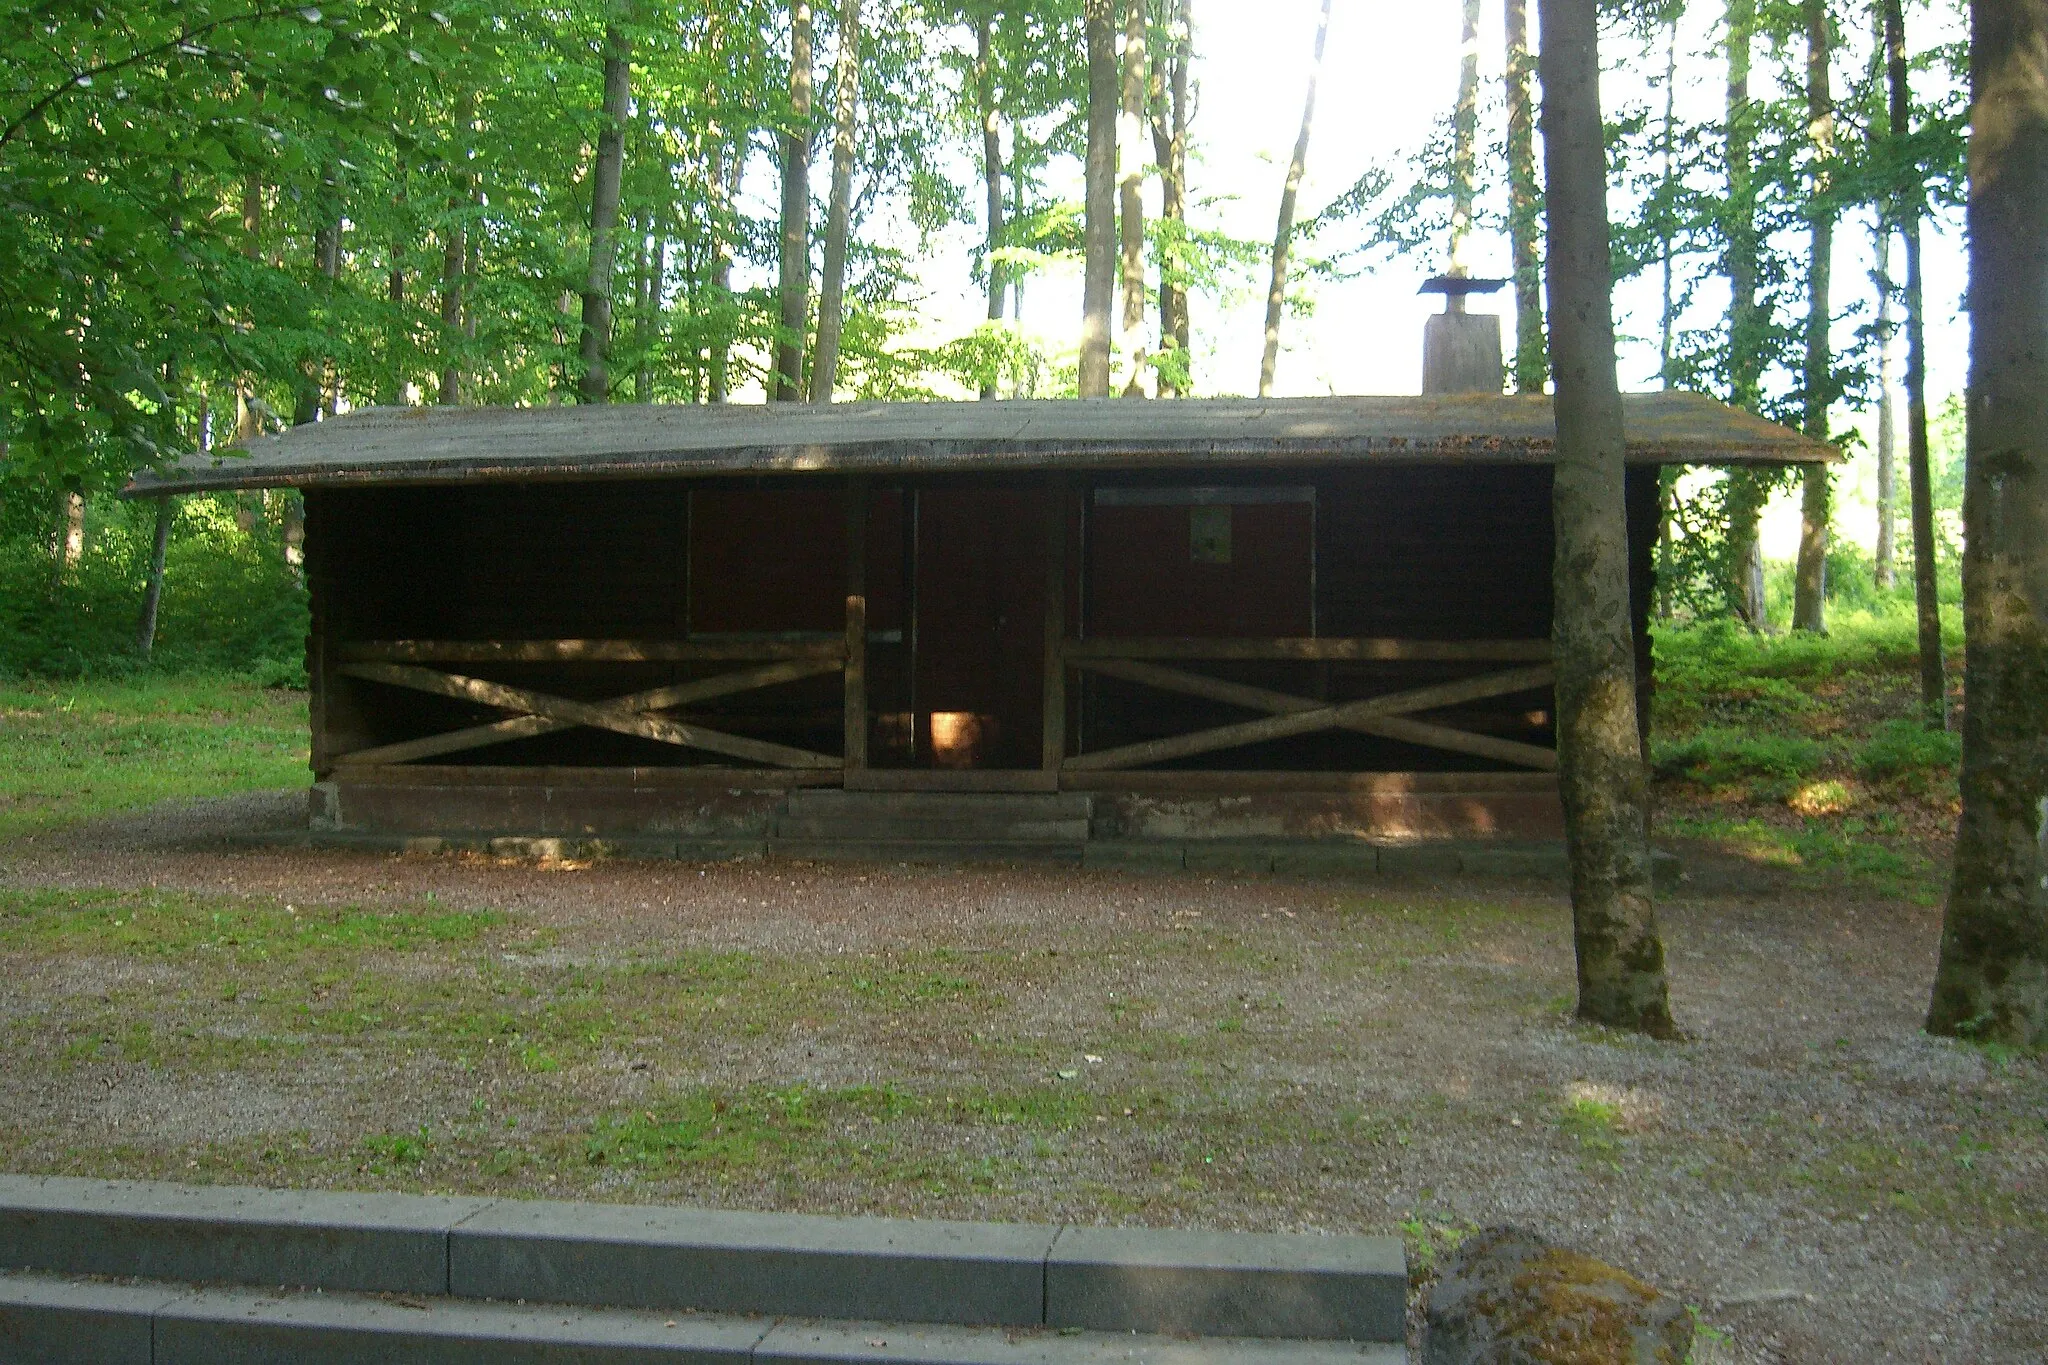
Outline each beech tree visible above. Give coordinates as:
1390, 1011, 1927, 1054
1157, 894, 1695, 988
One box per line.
1079, 0, 1117, 398
1539, 0, 1678, 1038
1925, 0, 2048, 1047
1257, 0, 1333, 398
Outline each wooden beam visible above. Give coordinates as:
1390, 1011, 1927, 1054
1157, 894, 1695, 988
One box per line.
1059, 769, 1560, 793
1042, 476, 1068, 774
1075, 658, 1557, 770
333, 658, 843, 767
338, 639, 846, 664
1062, 664, 1556, 771
339, 662, 840, 769
844, 477, 869, 772
1060, 636, 1552, 663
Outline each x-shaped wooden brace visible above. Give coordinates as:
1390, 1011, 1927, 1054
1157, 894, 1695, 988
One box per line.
1063, 660, 1558, 771
337, 659, 843, 769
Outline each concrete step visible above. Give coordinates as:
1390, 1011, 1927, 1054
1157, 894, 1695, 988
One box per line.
0, 1270, 1406, 1364
772, 816, 1094, 842
784, 791, 1094, 821
770, 838, 1086, 866
0, 1177, 1406, 1343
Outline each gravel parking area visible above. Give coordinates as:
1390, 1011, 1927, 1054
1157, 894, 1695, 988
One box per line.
1, 793, 2041, 1363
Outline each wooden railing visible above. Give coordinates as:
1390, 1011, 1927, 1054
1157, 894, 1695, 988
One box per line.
1060, 637, 1557, 772
332, 638, 847, 770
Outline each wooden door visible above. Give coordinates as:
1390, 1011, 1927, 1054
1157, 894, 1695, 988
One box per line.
913, 488, 1046, 770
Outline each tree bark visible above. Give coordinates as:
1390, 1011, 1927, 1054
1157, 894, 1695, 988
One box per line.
809, 0, 862, 403
1792, 0, 1833, 633
1450, 0, 1481, 275
1722, 0, 1770, 629
1080, 0, 1117, 398
1506, 0, 1545, 393
1258, 0, 1333, 398
1538, 0, 1677, 1039
977, 9, 1007, 360
774, 0, 815, 401
1117, 0, 1149, 395
579, 25, 632, 404
135, 496, 172, 655
1886, 0, 1947, 723
1150, 0, 1191, 395
1655, 12, 1677, 386
1925, 0, 2048, 1047
1874, 225, 1897, 589
438, 92, 472, 406
707, 135, 740, 403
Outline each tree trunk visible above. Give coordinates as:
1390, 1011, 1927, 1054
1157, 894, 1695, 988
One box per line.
1080, 0, 1117, 398
1722, 0, 1769, 629
382, 237, 406, 407
774, 0, 816, 401
977, 10, 1007, 359
707, 138, 740, 403
1537, 0, 1677, 1039
55, 491, 84, 577
438, 92, 472, 406
1792, 0, 1833, 633
579, 25, 632, 404
1655, 12, 1677, 386
1925, 0, 2048, 1047
1450, 0, 1481, 274
810, 0, 862, 403
1506, 0, 1545, 393
1874, 225, 1897, 589
1258, 0, 1333, 398
135, 496, 172, 655
1117, 0, 1149, 395
1150, 0, 1191, 396
1885, 0, 1946, 724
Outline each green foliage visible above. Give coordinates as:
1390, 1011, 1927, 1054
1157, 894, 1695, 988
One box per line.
0, 887, 497, 959
1857, 718, 1961, 785
1652, 727, 1828, 794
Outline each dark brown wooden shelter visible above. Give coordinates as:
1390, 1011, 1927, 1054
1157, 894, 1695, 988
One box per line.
134, 394, 1831, 861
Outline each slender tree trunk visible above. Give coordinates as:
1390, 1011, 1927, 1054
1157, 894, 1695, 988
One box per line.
1117, 0, 1150, 395
810, 0, 862, 403
707, 138, 739, 403
1722, 0, 1770, 629
1538, 0, 1677, 1039
774, 0, 815, 401
1506, 0, 1545, 393
1925, 0, 2048, 1047
311, 161, 343, 419
56, 491, 84, 577
579, 25, 632, 403
1450, 0, 1481, 274
1874, 225, 1897, 589
136, 496, 172, 655
1150, 0, 1191, 395
977, 11, 1007, 352
382, 240, 406, 407
438, 92, 472, 406
1258, 0, 1333, 398
1656, 13, 1677, 386
1886, 0, 1946, 723
237, 173, 264, 441
1792, 0, 1833, 633
1080, 0, 1117, 398
633, 215, 655, 402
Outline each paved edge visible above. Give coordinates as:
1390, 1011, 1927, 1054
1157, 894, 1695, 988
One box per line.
0, 1176, 1405, 1341
0, 1273, 1407, 1365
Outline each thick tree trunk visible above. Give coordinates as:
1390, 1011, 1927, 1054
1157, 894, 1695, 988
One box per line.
774, 0, 816, 401
1722, 0, 1770, 629
977, 11, 1007, 350
1506, 0, 1545, 393
1874, 226, 1897, 589
1885, 0, 1946, 723
1926, 0, 2048, 1047
1537, 0, 1677, 1039
1792, 0, 1833, 633
1450, 0, 1481, 274
1117, 0, 1149, 395
55, 491, 84, 577
579, 26, 632, 404
1258, 0, 1333, 398
1150, 0, 1191, 395
1080, 0, 1117, 398
809, 0, 862, 403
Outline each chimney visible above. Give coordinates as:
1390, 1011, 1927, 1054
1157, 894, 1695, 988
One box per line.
1419, 276, 1507, 394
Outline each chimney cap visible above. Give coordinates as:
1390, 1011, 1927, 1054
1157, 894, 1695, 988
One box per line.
1419, 275, 1508, 296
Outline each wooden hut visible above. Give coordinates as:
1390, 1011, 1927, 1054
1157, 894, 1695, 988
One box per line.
134, 394, 1831, 864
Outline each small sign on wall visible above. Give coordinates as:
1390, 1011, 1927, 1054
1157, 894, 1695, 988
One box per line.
1189, 505, 1232, 564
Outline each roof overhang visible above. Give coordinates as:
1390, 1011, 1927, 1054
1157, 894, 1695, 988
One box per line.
125, 393, 1837, 497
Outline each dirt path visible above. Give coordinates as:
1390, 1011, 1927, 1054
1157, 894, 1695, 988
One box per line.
1, 793, 2041, 1364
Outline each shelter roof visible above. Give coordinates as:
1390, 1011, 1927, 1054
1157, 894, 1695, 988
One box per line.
128, 393, 1833, 495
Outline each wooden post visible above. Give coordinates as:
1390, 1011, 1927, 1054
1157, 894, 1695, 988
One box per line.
844, 477, 869, 773
1042, 476, 1068, 775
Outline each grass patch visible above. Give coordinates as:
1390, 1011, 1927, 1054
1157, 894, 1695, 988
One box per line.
0, 676, 306, 837
1652, 729, 1829, 797
0, 887, 498, 960
1856, 719, 1962, 791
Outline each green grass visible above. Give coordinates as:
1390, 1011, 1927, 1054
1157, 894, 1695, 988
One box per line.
0, 887, 497, 960
1651, 728, 1829, 796
0, 676, 306, 837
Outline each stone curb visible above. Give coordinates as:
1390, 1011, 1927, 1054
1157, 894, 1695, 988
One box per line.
0, 1176, 1404, 1343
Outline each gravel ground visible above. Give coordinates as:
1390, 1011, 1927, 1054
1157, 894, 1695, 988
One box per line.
1, 792, 2042, 1364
